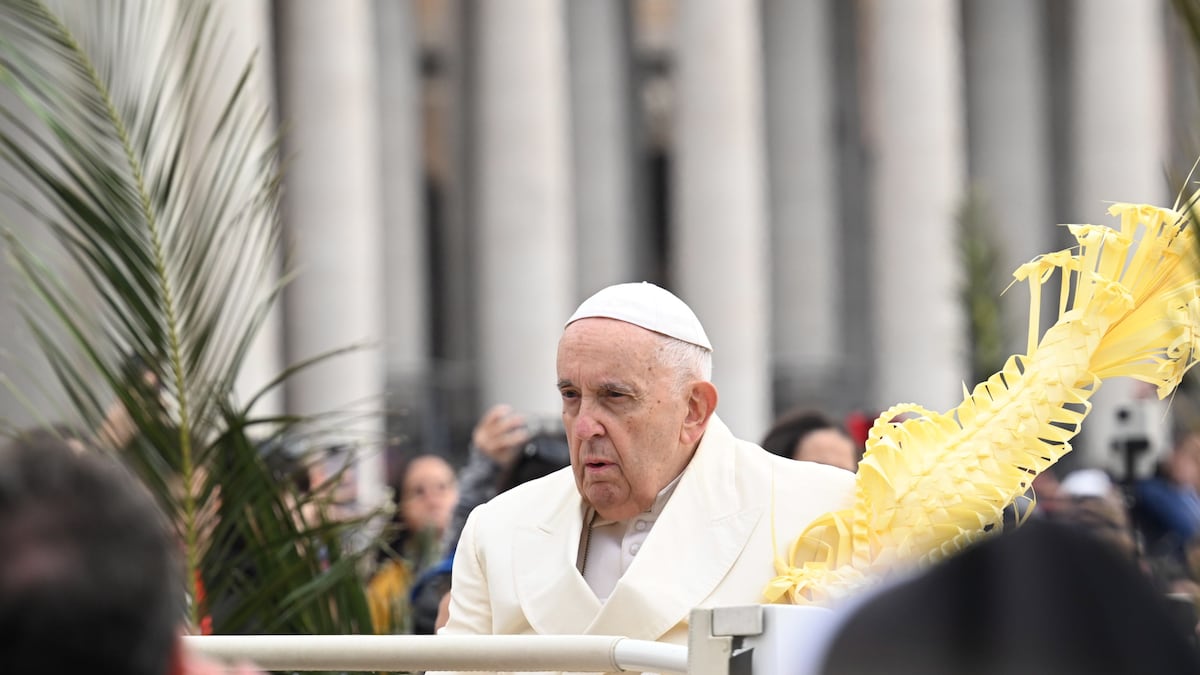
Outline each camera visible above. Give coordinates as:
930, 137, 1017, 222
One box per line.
523, 414, 564, 440
1111, 404, 1152, 484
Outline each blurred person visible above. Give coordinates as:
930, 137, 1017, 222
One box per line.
1048, 468, 1138, 561
761, 408, 860, 471
1049, 461, 1200, 641
307, 445, 360, 523
409, 554, 456, 636
0, 431, 263, 675
439, 403, 571, 555
1134, 432, 1200, 564
9, 423, 88, 454
1029, 466, 1065, 517
1146, 553, 1200, 632
1188, 536, 1200, 588
437, 282, 854, 661
436, 590, 453, 632
398, 454, 459, 540
368, 453, 458, 633
411, 408, 570, 635
819, 519, 1200, 674
95, 353, 168, 451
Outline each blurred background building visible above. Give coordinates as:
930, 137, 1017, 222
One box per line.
2, 0, 1199, 494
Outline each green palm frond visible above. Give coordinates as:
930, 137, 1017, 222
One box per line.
0, 0, 380, 635
958, 187, 1008, 383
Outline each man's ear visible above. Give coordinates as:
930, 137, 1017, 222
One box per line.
681, 381, 718, 446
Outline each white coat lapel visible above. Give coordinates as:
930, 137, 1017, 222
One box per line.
585, 416, 764, 640
513, 479, 602, 635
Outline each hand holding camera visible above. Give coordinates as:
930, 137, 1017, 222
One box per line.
472, 404, 533, 468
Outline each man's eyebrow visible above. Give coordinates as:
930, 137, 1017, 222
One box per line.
597, 381, 637, 395
556, 379, 637, 394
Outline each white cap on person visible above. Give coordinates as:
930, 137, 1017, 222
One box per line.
1059, 468, 1115, 499
565, 281, 713, 351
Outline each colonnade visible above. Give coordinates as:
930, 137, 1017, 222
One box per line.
0, 0, 1175, 491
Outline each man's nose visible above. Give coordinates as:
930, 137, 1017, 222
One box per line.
573, 402, 605, 439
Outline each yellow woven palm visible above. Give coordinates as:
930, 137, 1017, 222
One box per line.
766, 199, 1200, 605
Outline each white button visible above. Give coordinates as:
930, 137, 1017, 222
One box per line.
630, 543, 641, 555
634, 520, 648, 532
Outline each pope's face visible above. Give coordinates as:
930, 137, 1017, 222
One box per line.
557, 318, 696, 521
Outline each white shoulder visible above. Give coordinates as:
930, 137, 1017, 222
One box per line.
478, 465, 577, 515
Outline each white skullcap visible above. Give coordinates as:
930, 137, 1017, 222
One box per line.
566, 281, 713, 351
1059, 468, 1115, 499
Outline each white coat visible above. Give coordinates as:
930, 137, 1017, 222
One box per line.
438, 415, 856, 673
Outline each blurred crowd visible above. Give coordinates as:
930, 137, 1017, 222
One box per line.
310, 400, 1200, 642
367, 402, 863, 636
366, 403, 573, 635
1031, 428, 1200, 624
8, 392, 1200, 673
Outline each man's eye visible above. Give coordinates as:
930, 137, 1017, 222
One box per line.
560, 390, 579, 399
605, 390, 626, 399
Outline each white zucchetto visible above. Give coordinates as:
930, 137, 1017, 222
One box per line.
565, 281, 713, 351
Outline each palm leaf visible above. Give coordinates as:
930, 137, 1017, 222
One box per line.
0, 0, 381, 635
769, 200, 1200, 604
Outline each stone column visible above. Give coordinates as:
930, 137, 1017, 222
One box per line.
763, 0, 842, 414
673, 0, 771, 439
210, 0, 285, 421
963, 0, 1054, 358
862, 0, 968, 414
566, 0, 640, 294
1067, 0, 1169, 475
832, 0, 875, 418
418, 0, 477, 459
375, 0, 429, 448
275, 1, 387, 508
472, 0, 575, 417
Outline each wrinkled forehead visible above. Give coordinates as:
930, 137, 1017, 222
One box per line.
557, 318, 669, 380
558, 317, 664, 358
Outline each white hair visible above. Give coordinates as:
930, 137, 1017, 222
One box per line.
654, 333, 713, 393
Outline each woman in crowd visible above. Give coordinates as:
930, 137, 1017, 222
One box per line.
367, 453, 458, 633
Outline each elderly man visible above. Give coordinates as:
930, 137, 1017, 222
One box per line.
440, 282, 854, 652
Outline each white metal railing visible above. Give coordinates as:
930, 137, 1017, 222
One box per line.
183, 634, 690, 673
